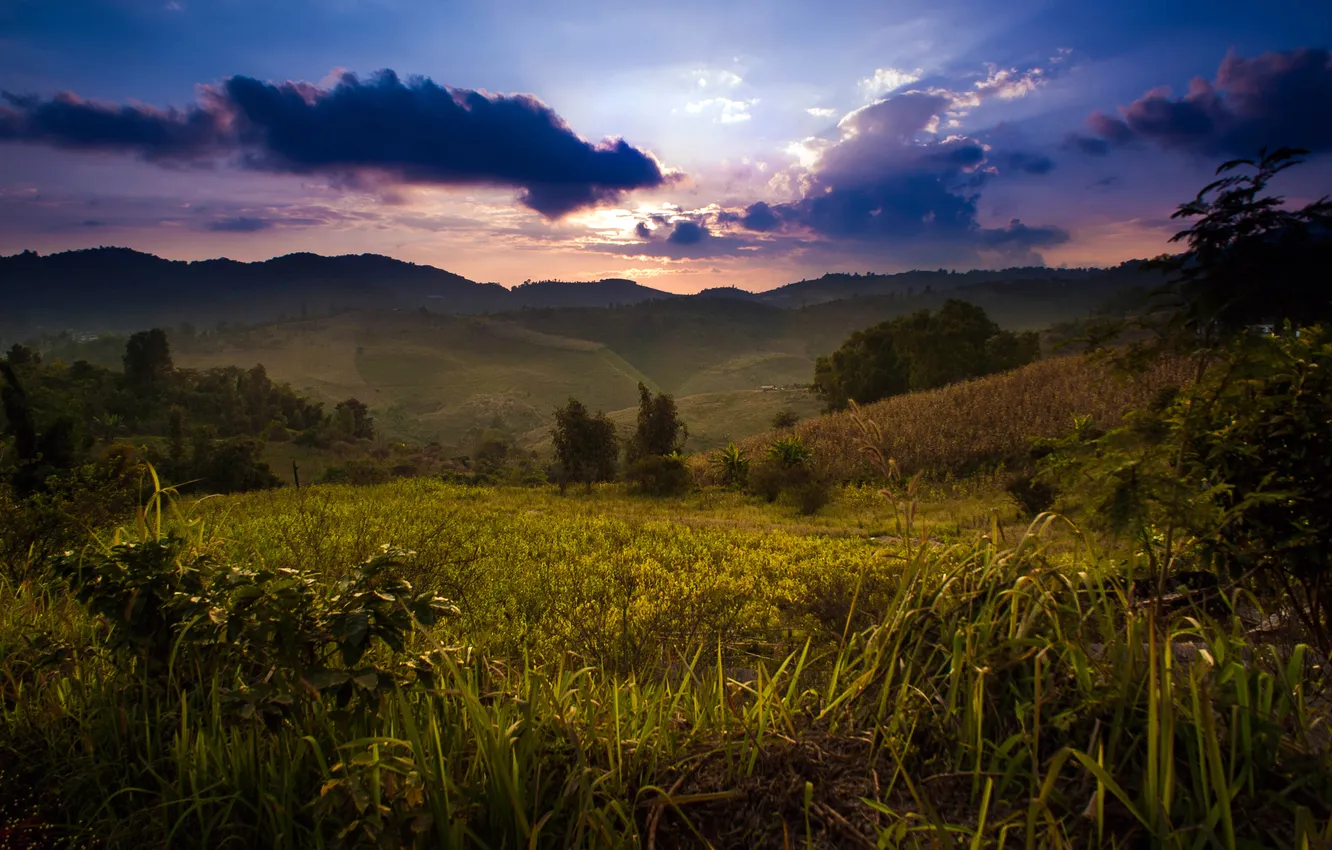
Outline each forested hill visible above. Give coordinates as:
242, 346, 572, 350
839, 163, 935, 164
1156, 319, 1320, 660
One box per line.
0, 246, 1157, 335
0, 248, 676, 333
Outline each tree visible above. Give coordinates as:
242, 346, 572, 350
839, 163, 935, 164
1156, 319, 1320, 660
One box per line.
551, 398, 619, 493
0, 361, 37, 466
1155, 147, 1332, 342
813, 322, 907, 411
334, 398, 374, 441
627, 383, 685, 462
123, 328, 173, 388
5, 343, 39, 366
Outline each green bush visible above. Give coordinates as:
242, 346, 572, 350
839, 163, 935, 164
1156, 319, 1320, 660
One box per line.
710, 442, 750, 488
624, 453, 691, 497
53, 539, 457, 714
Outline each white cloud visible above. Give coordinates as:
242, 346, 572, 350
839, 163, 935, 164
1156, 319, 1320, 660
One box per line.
859, 67, 923, 98
690, 68, 744, 89
806, 107, 837, 117
685, 97, 757, 124
973, 64, 1044, 101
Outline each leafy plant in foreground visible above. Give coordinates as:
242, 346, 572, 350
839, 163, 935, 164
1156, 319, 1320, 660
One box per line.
54, 537, 459, 715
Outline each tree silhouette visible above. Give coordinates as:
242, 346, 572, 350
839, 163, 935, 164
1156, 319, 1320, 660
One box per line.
1157, 147, 1332, 341
123, 328, 173, 387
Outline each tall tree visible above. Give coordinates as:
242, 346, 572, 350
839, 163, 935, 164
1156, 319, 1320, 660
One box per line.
551, 398, 619, 492
627, 383, 685, 462
123, 328, 173, 388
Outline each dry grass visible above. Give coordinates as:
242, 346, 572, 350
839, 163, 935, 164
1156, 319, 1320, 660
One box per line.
727, 354, 1193, 481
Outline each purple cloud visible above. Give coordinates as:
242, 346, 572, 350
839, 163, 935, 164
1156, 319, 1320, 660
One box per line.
666, 220, 707, 244
206, 216, 272, 233
0, 70, 670, 217
1077, 48, 1332, 156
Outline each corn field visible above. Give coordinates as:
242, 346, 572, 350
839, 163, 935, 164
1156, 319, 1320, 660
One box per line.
727, 354, 1193, 481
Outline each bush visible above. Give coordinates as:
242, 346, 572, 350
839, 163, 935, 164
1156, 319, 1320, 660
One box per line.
53, 539, 457, 714
1181, 329, 1332, 650
710, 442, 750, 488
318, 458, 391, 487
747, 456, 832, 514
0, 462, 140, 582
624, 453, 691, 497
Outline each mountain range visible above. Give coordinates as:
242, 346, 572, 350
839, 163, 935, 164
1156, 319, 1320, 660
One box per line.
0, 246, 1157, 336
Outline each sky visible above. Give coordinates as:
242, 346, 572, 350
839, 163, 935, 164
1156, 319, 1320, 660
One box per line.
1, 0, 1330, 292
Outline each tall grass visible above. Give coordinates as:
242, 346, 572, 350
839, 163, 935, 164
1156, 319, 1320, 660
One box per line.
728, 354, 1192, 481
3, 481, 1330, 848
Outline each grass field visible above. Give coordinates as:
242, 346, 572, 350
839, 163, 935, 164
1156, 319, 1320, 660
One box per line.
4, 478, 1330, 848
518, 388, 824, 454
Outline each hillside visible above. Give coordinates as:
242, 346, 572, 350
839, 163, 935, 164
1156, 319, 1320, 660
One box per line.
724, 354, 1193, 481
175, 311, 653, 445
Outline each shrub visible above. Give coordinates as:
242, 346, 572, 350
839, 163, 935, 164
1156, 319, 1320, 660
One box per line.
747, 436, 831, 513
318, 458, 391, 487
766, 434, 812, 468
710, 442, 750, 488
1180, 329, 1332, 651
53, 539, 457, 714
624, 453, 691, 497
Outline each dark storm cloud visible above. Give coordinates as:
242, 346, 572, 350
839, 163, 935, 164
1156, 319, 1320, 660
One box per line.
0, 91, 225, 159
206, 216, 272, 232
1078, 48, 1332, 156
1062, 133, 1110, 156
0, 70, 669, 217
977, 219, 1070, 248
739, 201, 781, 232
634, 221, 652, 238
666, 219, 707, 244
996, 151, 1055, 175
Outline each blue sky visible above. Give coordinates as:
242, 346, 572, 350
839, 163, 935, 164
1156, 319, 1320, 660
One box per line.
2, 0, 1330, 291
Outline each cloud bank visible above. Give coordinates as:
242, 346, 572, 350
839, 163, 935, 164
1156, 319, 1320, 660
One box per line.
0, 70, 670, 217
1069, 48, 1332, 156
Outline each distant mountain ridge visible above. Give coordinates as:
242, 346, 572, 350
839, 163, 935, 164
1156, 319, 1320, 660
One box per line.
0, 246, 1155, 335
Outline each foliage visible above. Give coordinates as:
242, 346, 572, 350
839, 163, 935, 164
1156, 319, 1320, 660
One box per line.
626, 382, 686, 463
550, 397, 619, 492
1182, 329, 1332, 649
0, 457, 141, 582
746, 436, 831, 513
766, 434, 812, 467
813, 299, 1040, 410
1154, 147, 1332, 340
122, 328, 173, 388
710, 441, 750, 488
319, 457, 393, 487
4, 482, 1330, 847
54, 532, 457, 714
770, 408, 800, 430
623, 452, 691, 497
334, 397, 376, 441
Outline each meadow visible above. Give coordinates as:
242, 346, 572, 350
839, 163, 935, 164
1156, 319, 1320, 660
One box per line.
3, 477, 1330, 848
